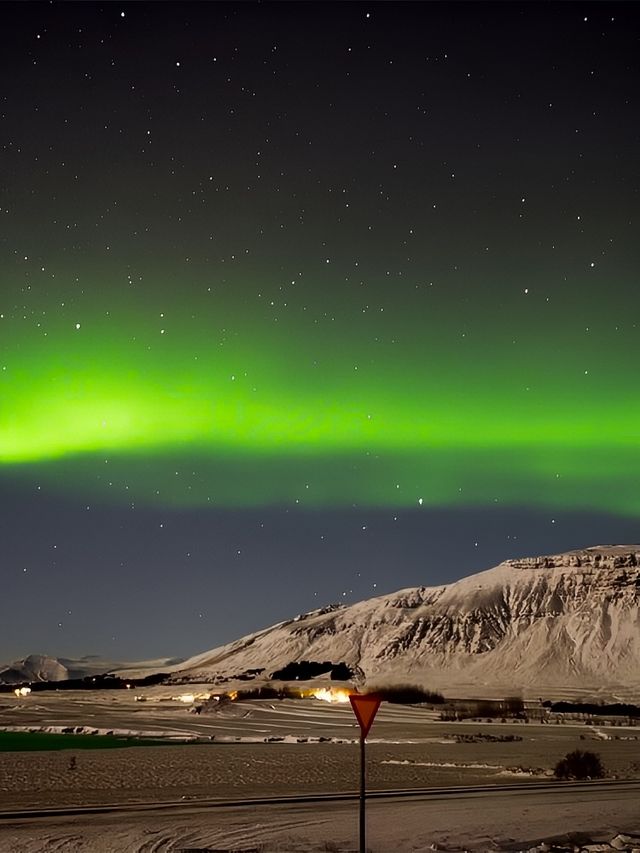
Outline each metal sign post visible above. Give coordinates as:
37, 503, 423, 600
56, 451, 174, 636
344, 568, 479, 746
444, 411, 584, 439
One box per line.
349, 693, 382, 853
359, 730, 366, 852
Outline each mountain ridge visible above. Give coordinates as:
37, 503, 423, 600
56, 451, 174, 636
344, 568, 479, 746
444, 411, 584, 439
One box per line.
158, 544, 640, 695
7, 545, 640, 697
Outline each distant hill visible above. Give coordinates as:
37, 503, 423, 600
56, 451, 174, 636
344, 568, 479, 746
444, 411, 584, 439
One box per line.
0, 654, 184, 685
0, 654, 68, 684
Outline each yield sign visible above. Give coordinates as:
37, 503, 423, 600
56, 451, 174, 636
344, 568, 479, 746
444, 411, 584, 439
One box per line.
349, 693, 381, 739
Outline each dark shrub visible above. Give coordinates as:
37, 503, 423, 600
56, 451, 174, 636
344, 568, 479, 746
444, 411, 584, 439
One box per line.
233, 685, 299, 701
329, 663, 353, 681
504, 696, 525, 716
271, 661, 355, 681
554, 749, 605, 780
477, 699, 506, 718
371, 684, 444, 704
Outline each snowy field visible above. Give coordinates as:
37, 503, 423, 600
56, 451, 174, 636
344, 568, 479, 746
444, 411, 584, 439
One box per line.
1, 691, 640, 850
2, 784, 640, 852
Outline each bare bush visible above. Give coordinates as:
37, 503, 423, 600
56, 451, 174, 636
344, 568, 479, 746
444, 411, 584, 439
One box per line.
371, 684, 444, 704
554, 749, 605, 780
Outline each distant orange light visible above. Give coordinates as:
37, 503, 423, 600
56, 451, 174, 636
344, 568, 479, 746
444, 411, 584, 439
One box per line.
310, 687, 351, 704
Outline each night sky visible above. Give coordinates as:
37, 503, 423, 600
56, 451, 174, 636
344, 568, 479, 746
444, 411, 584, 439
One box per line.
2, 2, 639, 664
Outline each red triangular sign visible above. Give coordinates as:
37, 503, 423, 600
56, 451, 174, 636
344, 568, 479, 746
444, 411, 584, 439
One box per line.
349, 693, 381, 738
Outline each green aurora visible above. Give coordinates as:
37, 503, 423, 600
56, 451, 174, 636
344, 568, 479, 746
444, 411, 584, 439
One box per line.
2, 265, 639, 513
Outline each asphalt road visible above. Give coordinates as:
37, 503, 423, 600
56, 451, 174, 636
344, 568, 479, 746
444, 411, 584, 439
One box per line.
1, 779, 639, 852
1, 778, 638, 822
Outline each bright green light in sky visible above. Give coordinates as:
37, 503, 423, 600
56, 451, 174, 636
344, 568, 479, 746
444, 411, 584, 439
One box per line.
1, 267, 639, 512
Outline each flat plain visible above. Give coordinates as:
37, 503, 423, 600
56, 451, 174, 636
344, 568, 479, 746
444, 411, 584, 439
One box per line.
1, 689, 640, 850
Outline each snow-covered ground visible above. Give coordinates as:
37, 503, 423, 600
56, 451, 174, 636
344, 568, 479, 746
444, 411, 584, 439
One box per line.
1, 690, 640, 850
1, 785, 640, 852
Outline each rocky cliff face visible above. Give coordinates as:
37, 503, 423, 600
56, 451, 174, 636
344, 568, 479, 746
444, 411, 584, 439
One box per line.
165, 545, 640, 695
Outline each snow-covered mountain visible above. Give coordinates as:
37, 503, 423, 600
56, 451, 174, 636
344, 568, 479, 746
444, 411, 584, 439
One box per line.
0, 654, 69, 684
0, 654, 185, 685
160, 545, 640, 695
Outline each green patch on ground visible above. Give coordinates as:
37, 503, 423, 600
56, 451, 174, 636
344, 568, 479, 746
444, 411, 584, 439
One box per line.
0, 731, 172, 752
